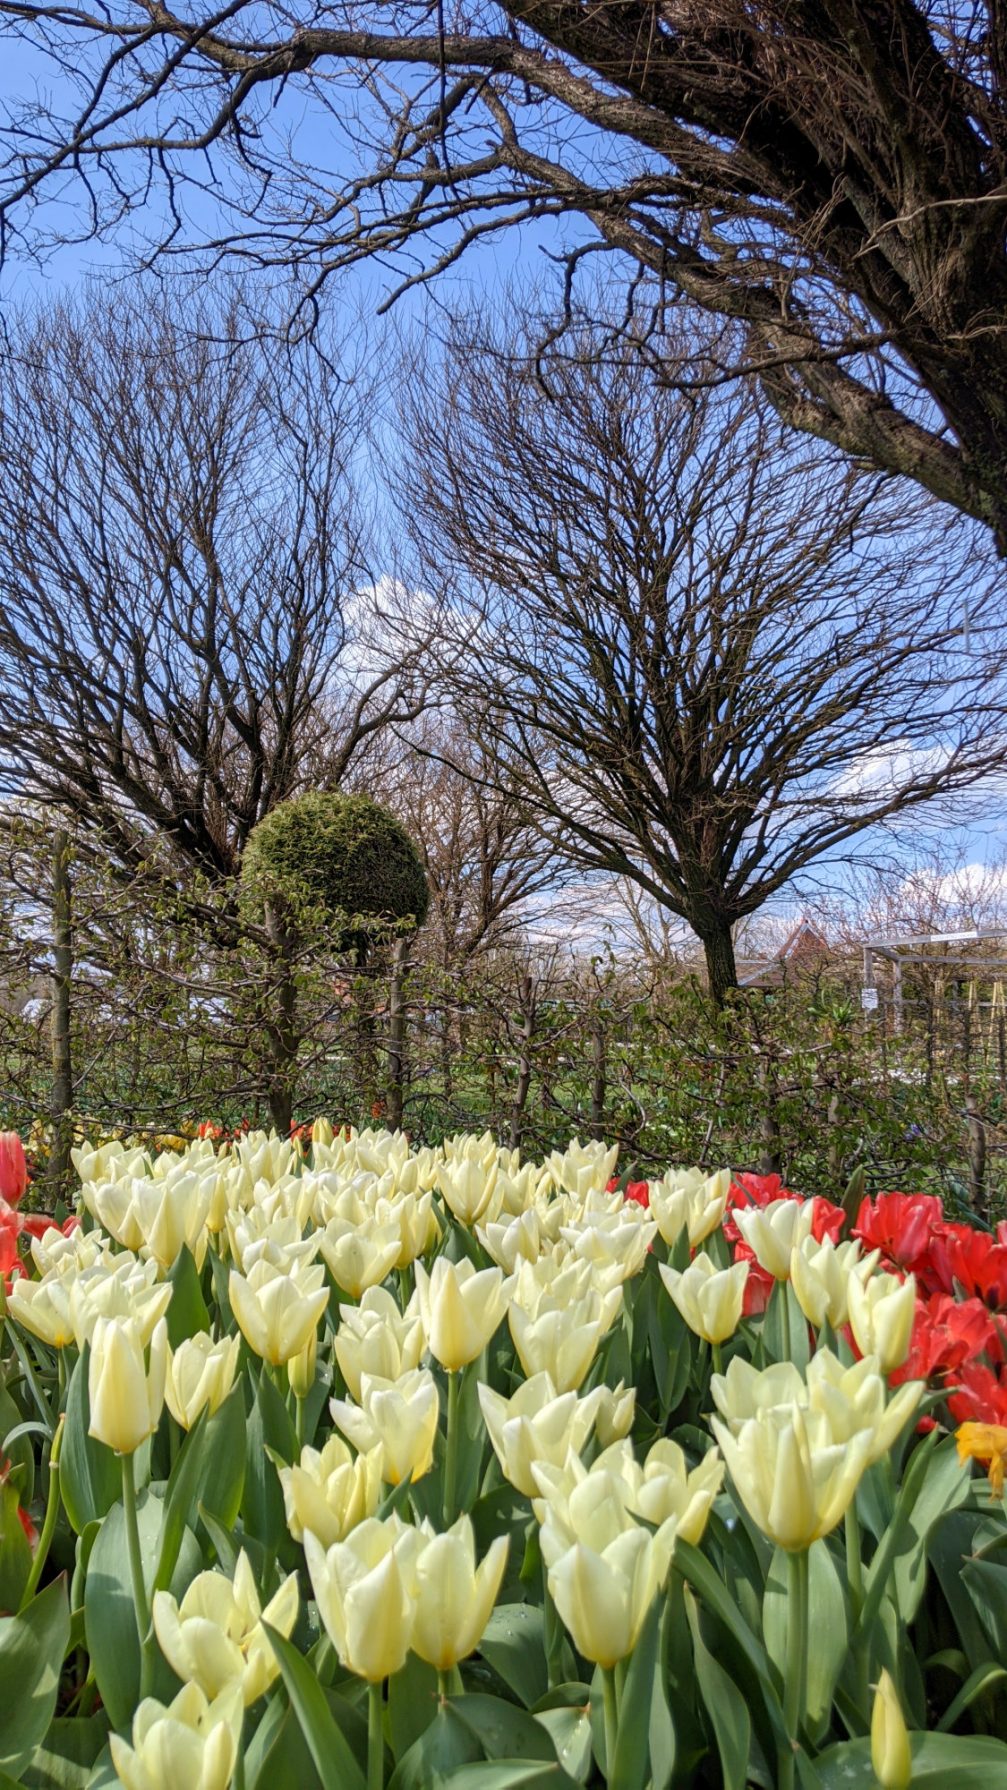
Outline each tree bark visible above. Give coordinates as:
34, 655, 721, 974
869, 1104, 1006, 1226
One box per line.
48, 828, 73, 1195
386, 936, 412, 1132
700, 921, 739, 1007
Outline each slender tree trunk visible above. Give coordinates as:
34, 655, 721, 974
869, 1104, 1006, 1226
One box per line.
48, 828, 74, 1195
589, 1018, 607, 1141
264, 904, 297, 1135
386, 936, 412, 1131
700, 920, 739, 1006
509, 973, 537, 1151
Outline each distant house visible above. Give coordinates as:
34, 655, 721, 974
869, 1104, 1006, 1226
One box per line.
735, 917, 830, 989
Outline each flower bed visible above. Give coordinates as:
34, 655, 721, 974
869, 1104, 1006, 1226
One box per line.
1, 1123, 1006, 1789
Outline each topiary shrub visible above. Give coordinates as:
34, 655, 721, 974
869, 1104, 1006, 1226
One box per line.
240, 790, 429, 944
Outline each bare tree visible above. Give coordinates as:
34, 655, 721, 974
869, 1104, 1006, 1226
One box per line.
0, 289, 427, 881
396, 321, 1007, 1002
2, 6, 1007, 539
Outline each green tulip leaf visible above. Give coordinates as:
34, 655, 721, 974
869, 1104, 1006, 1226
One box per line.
165, 1245, 210, 1346
0, 1576, 71, 1780
479, 1604, 549, 1710
687, 1589, 751, 1790
763, 1541, 847, 1742
262, 1621, 366, 1790
533, 1707, 593, 1786
609, 1596, 661, 1790
387, 1705, 482, 1790
449, 1694, 556, 1763
0, 1478, 34, 1611
85, 1489, 200, 1729
21, 1711, 111, 1790
242, 1368, 296, 1548
387, 1652, 438, 1762
59, 1349, 119, 1536
436, 1763, 581, 1790
814, 1731, 1007, 1787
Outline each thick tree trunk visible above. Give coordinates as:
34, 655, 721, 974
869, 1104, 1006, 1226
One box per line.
700, 921, 739, 1007
48, 828, 74, 1195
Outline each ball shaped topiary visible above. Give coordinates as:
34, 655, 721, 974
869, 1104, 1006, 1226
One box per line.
240, 790, 429, 941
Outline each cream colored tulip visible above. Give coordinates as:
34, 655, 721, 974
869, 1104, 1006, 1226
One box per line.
545, 1522, 675, 1669
711, 1348, 923, 1464
133, 1170, 213, 1270
545, 1140, 619, 1199
28, 1224, 109, 1278
711, 1402, 875, 1550
733, 1197, 814, 1280
330, 1369, 440, 1486
659, 1255, 748, 1344
73, 1139, 148, 1185
334, 1286, 424, 1400
847, 1269, 916, 1373
233, 1132, 296, 1187
71, 1256, 173, 1351
376, 1190, 440, 1268
560, 1211, 657, 1283
594, 1381, 637, 1448
304, 1515, 424, 1681
280, 1436, 383, 1545
477, 1208, 545, 1272
647, 1168, 731, 1248
82, 1175, 145, 1251
790, 1236, 877, 1330
312, 1117, 334, 1147
411, 1516, 508, 1670
226, 1209, 316, 1274
7, 1274, 78, 1348
319, 1216, 402, 1300
152, 1551, 298, 1706
414, 1256, 513, 1372
89, 1314, 167, 1455
478, 1373, 608, 1497
228, 1259, 329, 1366
509, 1289, 620, 1393
871, 1669, 912, 1790
109, 1682, 243, 1790
165, 1333, 240, 1429
436, 1157, 500, 1227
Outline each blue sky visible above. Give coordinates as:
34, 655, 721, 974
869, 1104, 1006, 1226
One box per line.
1, 23, 1005, 927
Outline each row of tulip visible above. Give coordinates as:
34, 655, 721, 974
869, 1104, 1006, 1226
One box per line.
0, 1123, 1005, 1790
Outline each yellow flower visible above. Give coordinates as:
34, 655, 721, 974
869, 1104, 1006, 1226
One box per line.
956, 1421, 1007, 1497
411, 1516, 509, 1671
545, 1140, 619, 1200
152, 1551, 298, 1706
733, 1198, 814, 1281
304, 1514, 424, 1681
333, 1286, 424, 1400
871, 1668, 912, 1790
478, 1373, 609, 1497
88, 1315, 167, 1455
435, 1157, 500, 1227
132, 1168, 214, 1270
7, 1274, 77, 1348
712, 1349, 922, 1465
330, 1368, 440, 1487
165, 1333, 240, 1429
109, 1682, 243, 1790
228, 1259, 329, 1367
659, 1255, 748, 1344
318, 1215, 402, 1300
414, 1256, 513, 1372
846, 1270, 916, 1374
279, 1436, 383, 1545
544, 1520, 674, 1669
789, 1236, 877, 1330
71, 1256, 173, 1351
647, 1168, 731, 1248
509, 1287, 620, 1392
311, 1118, 334, 1146
710, 1402, 874, 1551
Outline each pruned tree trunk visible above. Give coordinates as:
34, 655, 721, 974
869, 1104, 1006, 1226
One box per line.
264, 904, 297, 1136
509, 973, 537, 1152
386, 936, 412, 1131
589, 1019, 607, 1141
48, 827, 73, 1194
700, 921, 739, 1007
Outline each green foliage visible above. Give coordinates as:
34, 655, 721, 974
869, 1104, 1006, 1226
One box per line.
240, 791, 429, 939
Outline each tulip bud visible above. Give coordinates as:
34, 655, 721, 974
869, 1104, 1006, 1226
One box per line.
847, 1270, 916, 1373
871, 1669, 912, 1789
478, 1373, 608, 1497
0, 1132, 27, 1207
312, 1118, 334, 1147
319, 1216, 402, 1300
334, 1286, 424, 1400
659, 1255, 748, 1344
414, 1256, 513, 1373
733, 1198, 814, 1281
304, 1515, 424, 1681
109, 1682, 243, 1790
330, 1369, 440, 1487
411, 1517, 509, 1670
546, 1523, 671, 1669
287, 1327, 317, 1400
152, 1551, 298, 1706
89, 1314, 167, 1455
435, 1157, 500, 1226
228, 1259, 329, 1366
280, 1436, 383, 1545
647, 1167, 730, 1248
165, 1332, 240, 1429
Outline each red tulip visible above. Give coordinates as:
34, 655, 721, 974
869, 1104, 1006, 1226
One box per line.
853, 1192, 943, 1278
0, 1133, 27, 1208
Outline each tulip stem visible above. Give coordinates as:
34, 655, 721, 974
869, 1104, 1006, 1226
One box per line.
779, 1283, 793, 1364
601, 1665, 619, 1777
711, 1340, 724, 1377
18, 1414, 64, 1610
845, 1505, 869, 1717
781, 1547, 809, 1790
443, 1369, 460, 1525
120, 1451, 152, 1678
367, 1680, 384, 1790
